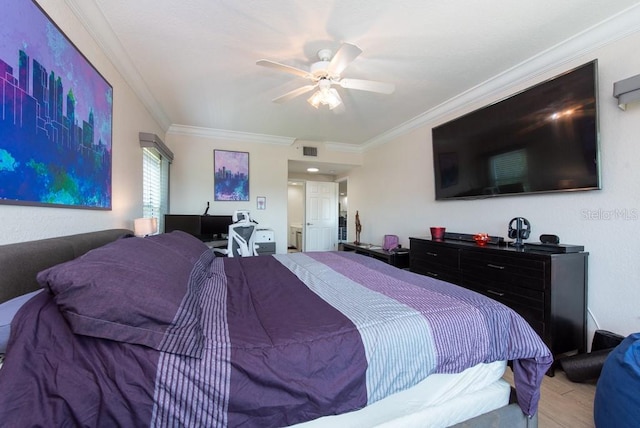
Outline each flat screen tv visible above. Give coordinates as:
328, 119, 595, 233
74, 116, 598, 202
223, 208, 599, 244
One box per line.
164, 215, 201, 236
164, 214, 234, 241
432, 60, 600, 200
200, 215, 233, 240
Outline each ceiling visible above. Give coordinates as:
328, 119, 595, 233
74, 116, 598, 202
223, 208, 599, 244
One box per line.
69, 1, 639, 157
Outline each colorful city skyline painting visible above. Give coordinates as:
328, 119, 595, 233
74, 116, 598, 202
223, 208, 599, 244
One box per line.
214, 150, 249, 201
0, 0, 113, 209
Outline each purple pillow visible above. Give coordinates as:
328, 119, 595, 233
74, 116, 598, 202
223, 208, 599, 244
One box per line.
146, 230, 210, 263
37, 233, 211, 358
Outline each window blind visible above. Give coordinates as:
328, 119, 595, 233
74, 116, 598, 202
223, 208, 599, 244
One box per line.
142, 147, 170, 233
140, 133, 172, 234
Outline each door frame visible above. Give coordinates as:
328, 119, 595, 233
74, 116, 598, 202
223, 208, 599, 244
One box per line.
303, 180, 339, 252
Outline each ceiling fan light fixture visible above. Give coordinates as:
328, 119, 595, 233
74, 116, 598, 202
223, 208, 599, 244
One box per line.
326, 88, 342, 110
307, 85, 342, 110
307, 90, 323, 109
258, 43, 391, 108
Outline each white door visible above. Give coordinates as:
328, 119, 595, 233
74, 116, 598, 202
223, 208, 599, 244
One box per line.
304, 181, 338, 252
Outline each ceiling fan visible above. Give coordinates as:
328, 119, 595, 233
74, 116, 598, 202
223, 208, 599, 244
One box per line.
256, 43, 395, 109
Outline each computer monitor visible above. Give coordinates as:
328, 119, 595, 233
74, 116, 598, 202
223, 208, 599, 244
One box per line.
164, 214, 201, 236
200, 215, 234, 240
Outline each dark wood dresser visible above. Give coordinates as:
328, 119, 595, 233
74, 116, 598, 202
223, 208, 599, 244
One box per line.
409, 236, 588, 363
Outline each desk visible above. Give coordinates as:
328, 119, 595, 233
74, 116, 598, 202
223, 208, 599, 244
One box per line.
341, 242, 410, 269
256, 228, 276, 256
205, 240, 228, 249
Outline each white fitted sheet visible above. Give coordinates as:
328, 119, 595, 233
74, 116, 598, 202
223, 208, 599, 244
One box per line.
293, 360, 510, 427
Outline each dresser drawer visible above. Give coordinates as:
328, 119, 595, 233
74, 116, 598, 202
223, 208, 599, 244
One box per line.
460, 250, 547, 291
410, 240, 460, 282
463, 275, 545, 312
410, 241, 459, 269
463, 277, 545, 332
411, 262, 460, 283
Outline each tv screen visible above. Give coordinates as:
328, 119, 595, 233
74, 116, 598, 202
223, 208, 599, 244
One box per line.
164, 215, 201, 236
432, 60, 600, 200
164, 214, 234, 241
200, 215, 233, 240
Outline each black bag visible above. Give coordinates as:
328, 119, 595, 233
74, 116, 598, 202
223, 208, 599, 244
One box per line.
592, 330, 625, 351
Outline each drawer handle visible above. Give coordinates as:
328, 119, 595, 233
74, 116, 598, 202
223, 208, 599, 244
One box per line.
487, 289, 505, 297
426, 252, 438, 257
427, 272, 439, 278
487, 263, 505, 270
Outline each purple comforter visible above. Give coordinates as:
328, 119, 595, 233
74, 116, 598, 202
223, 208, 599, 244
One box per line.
0, 249, 552, 427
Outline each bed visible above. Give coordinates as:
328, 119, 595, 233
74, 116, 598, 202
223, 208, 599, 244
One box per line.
0, 229, 551, 427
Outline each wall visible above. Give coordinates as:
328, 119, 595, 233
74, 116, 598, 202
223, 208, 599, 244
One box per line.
348, 30, 640, 338
166, 131, 289, 254
0, 0, 164, 245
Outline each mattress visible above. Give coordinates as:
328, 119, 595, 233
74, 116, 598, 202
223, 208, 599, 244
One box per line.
293, 360, 510, 427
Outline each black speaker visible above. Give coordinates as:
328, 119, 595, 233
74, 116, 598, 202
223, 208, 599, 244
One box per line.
540, 234, 560, 244
508, 217, 531, 247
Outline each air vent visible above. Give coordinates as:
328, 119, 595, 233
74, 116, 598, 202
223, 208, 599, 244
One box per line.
303, 146, 318, 157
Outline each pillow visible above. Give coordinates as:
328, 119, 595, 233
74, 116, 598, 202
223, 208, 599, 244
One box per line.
146, 230, 211, 263
37, 233, 211, 358
0, 290, 43, 353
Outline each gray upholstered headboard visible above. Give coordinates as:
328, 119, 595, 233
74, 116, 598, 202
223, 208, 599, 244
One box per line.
0, 229, 133, 303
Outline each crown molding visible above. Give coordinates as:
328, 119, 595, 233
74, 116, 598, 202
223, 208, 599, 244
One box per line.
167, 124, 295, 146
65, 1, 640, 150
64, 0, 171, 130
361, 3, 640, 151
324, 141, 363, 153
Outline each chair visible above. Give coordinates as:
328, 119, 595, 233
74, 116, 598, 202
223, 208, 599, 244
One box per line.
213, 211, 259, 257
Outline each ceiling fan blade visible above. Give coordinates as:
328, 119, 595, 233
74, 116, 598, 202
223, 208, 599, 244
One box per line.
272, 84, 317, 103
256, 59, 311, 79
339, 78, 395, 94
327, 43, 362, 76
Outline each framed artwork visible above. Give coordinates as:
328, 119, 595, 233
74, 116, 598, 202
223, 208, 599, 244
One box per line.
214, 150, 249, 201
0, 0, 113, 209
256, 196, 266, 210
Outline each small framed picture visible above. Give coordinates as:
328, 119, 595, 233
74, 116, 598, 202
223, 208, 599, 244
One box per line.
256, 196, 266, 210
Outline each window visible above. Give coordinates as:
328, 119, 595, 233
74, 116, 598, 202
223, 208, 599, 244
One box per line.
139, 133, 173, 233
490, 148, 528, 191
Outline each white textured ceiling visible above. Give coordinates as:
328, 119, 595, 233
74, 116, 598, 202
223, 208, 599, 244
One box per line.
68, 0, 640, 148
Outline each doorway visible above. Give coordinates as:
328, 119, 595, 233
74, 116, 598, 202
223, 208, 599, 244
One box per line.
304, 181, 338, 252
287, 179, 341, 252
287, 181, 304, 251
338, 178, 348, 244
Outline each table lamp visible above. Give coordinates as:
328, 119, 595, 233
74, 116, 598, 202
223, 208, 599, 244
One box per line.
134, 217, 158, 237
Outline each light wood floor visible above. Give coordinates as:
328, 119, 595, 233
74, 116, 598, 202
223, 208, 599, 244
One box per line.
503, 368, 597, 428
